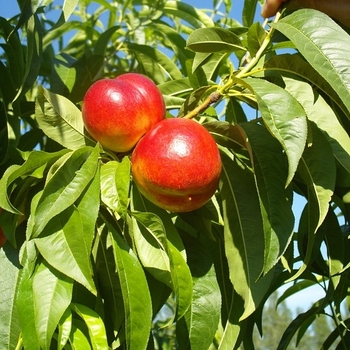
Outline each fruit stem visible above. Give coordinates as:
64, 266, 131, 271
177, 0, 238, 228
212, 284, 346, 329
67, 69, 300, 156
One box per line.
182, 91, 221, 119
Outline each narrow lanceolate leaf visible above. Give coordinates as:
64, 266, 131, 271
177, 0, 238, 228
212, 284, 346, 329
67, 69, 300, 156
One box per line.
272, 9, 350, 115
130, 186, 192, 319
27, 145, 99, 238
34, 207, 97, 295
127, 43, 183, 82
32, 262, 73, 350
297, 122, 336, 235
242, 123, 294, 274
177, 238, 221, 350
0, 244, 21, 350
0, 149, 69, 214
242, 0, 259, 27
244, 77, 307, 186
288, 123, 336, 282
36, 86, 95, 150
71, 303, 109, 350
163, 1, 214, 29
187, 28, 246, 53
129, 211, 172, 287
283, 77, 350, 177
220, 150, 273, 320
16, 260, 40, 350
109, 226, 152, 350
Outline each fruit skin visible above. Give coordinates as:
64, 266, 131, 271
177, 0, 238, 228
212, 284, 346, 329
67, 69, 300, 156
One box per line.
82, 73, 166, 153
131, 118, 222, 212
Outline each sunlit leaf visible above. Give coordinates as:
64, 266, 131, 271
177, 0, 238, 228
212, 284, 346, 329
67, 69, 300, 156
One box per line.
187, 28, 246, 53
35, 86, 95, 150
283, 77, 350, 178
220, 150, 273, 320
71, 303, 109, 350
242, 122, 294, 274
34, 207, 97, 295
244, 77, 307, 186
242, 0, 259, 27
0, 149, 69, 214
163, 1, 214, 28
109, 225, 152, 350
27, 145, 99, 238
129, 211, 172, 287
32, 261, 73, 350
0, 244, 21, 350
177, 236, 221, 350
272, 9, 350, 115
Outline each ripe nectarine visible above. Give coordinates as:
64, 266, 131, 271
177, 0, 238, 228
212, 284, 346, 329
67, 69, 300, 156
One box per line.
131, 118, 222, 212
82, 73, 166, 153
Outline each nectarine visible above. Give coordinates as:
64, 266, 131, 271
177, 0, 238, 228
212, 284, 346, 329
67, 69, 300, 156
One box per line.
131, 118, 222, 212
82, 73, 166, 153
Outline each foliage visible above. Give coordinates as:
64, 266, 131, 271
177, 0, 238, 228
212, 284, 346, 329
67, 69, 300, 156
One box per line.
1, 0, 350, 349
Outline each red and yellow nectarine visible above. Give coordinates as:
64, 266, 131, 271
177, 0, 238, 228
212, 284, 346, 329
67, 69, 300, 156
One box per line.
82, 73, 166, 153
131, 118, 222, 212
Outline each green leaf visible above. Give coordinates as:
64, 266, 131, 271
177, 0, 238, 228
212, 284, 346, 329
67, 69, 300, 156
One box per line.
35, 86, 95, 150
187, 28, 246, 53
297, 122, 336, 235
289, 123, 336, 281
69, 319, 92, 350
32, 261, 73, 350
0, 149, 69, 213
244, 77, 307, 186
127, 43, 182, 82
16, 259, 40, 350
27, 145, 99, 238
115, 156, 131, 215
131, 186, 192, 320
34, 207, 97, 295
177, 237, 221, 350
242, 0, 259, 27
129, 211, 172, 287
272, 9, 350, 115
246, 21, 267, 57
57, 308, 73, 350
13, 14, 42, 101
71, 303, 109, 350
0, 244, 21, 350
94, 221, 124, 336
109, 225, 152, 350
163, 1, 214, 28
263, 53, 350, 119
220, 150, 273, 320
0, 18, 24, 89
241, 122, 294, 274
283, 77, 350, 179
